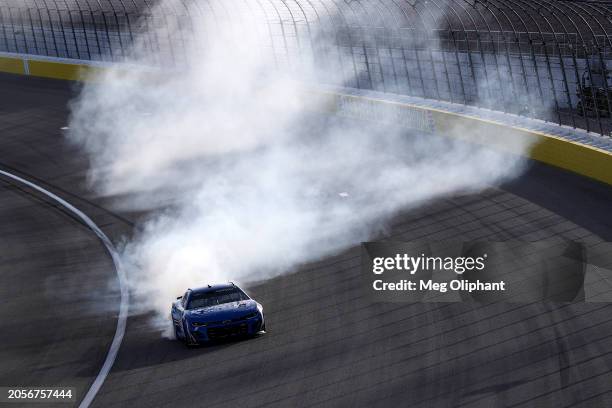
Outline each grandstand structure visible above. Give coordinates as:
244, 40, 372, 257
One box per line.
0, 0, 610, 135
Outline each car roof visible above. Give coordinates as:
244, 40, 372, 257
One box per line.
189, 283, 237, 294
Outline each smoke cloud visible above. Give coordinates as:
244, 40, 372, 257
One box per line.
67, 0, 533, 326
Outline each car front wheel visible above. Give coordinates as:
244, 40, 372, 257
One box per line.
183, 322, 196, 347
173, 323, 182, 340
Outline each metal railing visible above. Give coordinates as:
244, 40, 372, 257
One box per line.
0, 0, 610, 136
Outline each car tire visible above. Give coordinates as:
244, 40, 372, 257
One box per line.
173, 323, 182, 341
183, 322, 196, 347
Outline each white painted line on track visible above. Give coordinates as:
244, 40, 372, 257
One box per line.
0, 169, 128, 408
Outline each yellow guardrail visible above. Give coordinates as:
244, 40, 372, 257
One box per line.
430, 107, 612, 186
0, 55, 99, 80
0, 55, 26, 75
313, 91, 612, 186
2, 53, 611, 186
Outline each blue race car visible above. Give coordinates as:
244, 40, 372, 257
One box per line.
171, 283, 266, 346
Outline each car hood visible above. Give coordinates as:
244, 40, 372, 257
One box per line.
186, 300, 258, 322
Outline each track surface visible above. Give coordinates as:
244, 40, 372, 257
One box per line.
0, 160, 117, 403
1, 73, 611, 407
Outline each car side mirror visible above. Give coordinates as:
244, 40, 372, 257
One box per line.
176, 296, 182, 300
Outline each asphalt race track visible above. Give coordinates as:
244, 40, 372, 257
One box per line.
0, 173, 118, 401
1, 72, 611, 407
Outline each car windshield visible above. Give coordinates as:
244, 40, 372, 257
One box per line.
186, 288, 249, 310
